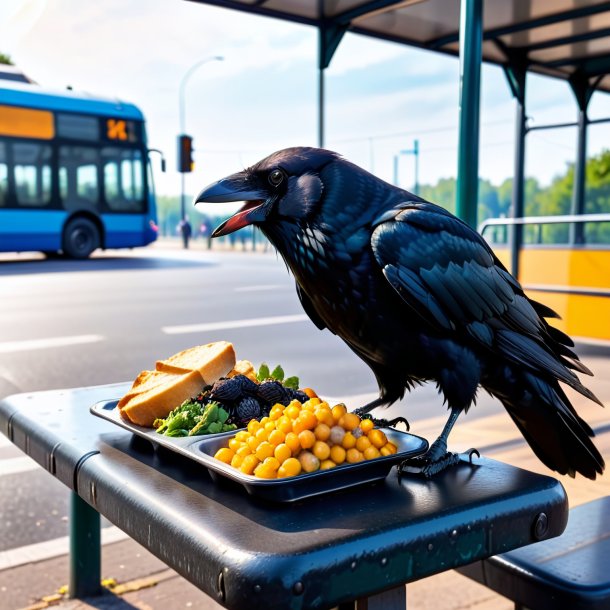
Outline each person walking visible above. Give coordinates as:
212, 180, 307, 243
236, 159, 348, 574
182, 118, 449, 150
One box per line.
179, 217, 192, 249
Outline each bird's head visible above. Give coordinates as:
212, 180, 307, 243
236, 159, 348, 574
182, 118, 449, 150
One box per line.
195, 147, 338, 237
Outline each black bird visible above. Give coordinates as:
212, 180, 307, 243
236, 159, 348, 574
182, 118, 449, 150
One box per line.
196, 147, 605, 479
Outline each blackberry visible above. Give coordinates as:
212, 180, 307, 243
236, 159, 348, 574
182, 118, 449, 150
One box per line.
257, 380, 290, 405
209, 377, 242, 402
236, 397, 262, 423
235, 374, 259, 396
285, 387, 309, 403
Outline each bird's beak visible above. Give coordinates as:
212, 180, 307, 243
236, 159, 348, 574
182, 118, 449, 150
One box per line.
195, 174, 267, 237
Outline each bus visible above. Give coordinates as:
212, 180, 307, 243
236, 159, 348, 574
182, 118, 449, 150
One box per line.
0, 80, 159, 258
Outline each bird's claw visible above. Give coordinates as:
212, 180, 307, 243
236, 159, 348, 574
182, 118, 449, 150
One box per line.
466, 447, 480, 464
398, 446, 481, 479
398, 451, 460, 479
358, 414, 410, 432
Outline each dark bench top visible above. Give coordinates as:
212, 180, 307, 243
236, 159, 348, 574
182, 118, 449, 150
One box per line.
0, 383, 569, 610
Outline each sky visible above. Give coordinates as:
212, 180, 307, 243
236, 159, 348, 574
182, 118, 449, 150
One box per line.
2, 0, 609, 203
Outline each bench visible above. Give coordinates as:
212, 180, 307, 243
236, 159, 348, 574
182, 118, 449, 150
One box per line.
0, 383, 570, 609
457, 496, 610, 610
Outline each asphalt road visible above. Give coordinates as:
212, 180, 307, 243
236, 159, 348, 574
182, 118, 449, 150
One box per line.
1, 243, 608, 557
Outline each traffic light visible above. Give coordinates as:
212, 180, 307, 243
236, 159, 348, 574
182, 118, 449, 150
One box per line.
177, 134, 194, 173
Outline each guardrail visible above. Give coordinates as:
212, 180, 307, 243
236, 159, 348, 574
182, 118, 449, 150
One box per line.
479, 213, 610, 245
478, 213, 610, 342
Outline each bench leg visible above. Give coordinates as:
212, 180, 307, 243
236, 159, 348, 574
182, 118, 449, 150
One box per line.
69, 492, 101, 598
336, 585, 407, 609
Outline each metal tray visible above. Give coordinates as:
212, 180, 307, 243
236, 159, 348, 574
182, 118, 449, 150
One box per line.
90, 399, 429, 503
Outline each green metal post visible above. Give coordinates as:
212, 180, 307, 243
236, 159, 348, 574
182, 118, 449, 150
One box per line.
69, 492, 101, 598
318, 62, 325, 148
456, 0, 483, 228
502, 54, 528, 278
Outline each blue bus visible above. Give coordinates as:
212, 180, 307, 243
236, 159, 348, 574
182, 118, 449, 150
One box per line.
0, 81, 159, 258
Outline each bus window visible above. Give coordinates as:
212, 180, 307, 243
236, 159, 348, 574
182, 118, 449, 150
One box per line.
102, 147, 145, 212
13, 142, 52, 207
59, 146, 100, 210
0, 142, 7, 206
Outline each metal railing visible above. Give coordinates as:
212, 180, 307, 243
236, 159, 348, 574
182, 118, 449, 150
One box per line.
479, 213, 610, 248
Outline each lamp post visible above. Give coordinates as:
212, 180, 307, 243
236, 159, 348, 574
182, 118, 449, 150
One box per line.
393, 139, 419, 194
178, 55, 223, 231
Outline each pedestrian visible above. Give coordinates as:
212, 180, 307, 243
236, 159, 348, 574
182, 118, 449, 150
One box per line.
179, 217, 192, 249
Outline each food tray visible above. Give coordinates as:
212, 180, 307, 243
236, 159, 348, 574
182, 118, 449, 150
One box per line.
90, 399, 429, 503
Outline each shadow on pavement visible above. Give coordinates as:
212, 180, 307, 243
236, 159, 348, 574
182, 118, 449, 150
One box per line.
0, 253, 216, 276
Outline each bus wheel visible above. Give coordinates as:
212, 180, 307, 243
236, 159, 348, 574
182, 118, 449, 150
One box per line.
63, 218, 100, 259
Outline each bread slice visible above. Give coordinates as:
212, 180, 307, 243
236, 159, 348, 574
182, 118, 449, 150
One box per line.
117, 370, 176, 408
119, 369, 204, 427
228, 359, 257, 382
119, 341, 237, 427
155, 341, 236, 384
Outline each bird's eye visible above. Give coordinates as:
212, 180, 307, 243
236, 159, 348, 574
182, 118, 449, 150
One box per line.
268, 169, 284, 187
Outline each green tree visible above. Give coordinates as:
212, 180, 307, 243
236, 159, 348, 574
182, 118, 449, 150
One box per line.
0, 52, 13, 65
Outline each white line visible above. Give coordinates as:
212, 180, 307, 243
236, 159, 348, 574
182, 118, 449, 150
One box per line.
0, 456, 40, 477
162, 314, 309, 335
0, 434, 12, 448
233, 284, 284, 292
0, 526, 129, 571
0, 334, 104, 354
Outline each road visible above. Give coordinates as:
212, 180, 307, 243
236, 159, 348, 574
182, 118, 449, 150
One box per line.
1, 243, 609, 568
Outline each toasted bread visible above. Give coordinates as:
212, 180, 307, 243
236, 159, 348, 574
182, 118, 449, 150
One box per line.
119, 369, 204, 427
228, 359, 257, 382
119, 341, 237, 426
155, 341, 236, 384
117, 370, 176, 408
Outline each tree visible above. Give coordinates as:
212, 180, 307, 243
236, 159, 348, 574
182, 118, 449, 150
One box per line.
0, 52, 13, 65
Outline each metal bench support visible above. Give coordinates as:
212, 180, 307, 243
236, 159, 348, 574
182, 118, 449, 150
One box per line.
69, 491, 101, 598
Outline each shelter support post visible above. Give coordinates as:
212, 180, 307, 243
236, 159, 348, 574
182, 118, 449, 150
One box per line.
502, 52, 528, 278
456, 0, 483, 228
318, 21, 347, 148
69, 492, 101, 598
568, 73, 595, 245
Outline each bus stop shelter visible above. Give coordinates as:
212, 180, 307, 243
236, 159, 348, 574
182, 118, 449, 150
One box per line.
188, 0, 610, 272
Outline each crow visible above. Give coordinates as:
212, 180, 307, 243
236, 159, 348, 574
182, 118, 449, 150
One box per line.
195, 147, 604, 479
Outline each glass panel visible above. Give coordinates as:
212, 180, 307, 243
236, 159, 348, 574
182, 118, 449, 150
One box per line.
0, 142, 7, 207
59, 146, 100, 211
101, 147, 145, 212
584, 222, 610, 245
56, 114, 100, 140
13, 142, 52, 207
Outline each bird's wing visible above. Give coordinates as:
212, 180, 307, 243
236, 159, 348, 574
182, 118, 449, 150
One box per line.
370, 201, 592, 388
295, 282, 328, 331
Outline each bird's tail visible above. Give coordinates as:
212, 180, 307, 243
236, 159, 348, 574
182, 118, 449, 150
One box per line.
487, 367, 605, 480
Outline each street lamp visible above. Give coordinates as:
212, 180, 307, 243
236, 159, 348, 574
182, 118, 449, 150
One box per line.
393, 139, 419, 194
178, 55, 224, 232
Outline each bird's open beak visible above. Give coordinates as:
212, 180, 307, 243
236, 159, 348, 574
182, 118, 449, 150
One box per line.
195, 175, 267, 237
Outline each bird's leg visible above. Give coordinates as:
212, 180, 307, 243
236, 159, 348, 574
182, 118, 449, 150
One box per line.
354, 398, 410, 431
398, 406, 463, 478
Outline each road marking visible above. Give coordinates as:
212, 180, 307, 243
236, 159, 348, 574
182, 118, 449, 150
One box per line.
233, 284, 284, 292
162, 314, 309, 335
0, 456, 40, 477
0, 334, 104, 354
0, 526, 129, 570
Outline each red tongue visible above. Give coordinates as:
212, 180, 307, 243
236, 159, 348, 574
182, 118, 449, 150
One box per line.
213, 201, 262, 237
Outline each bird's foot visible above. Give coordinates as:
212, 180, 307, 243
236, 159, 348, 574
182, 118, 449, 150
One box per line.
398, 438, 460, 478
357, 413, 410, 432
